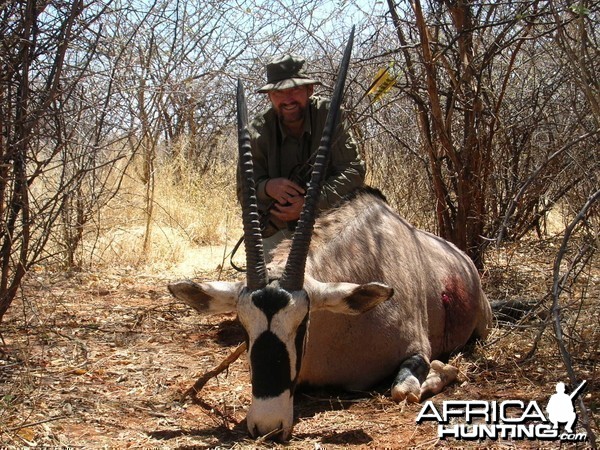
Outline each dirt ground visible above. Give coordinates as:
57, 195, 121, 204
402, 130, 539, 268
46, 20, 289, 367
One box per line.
0, 242, 597, 449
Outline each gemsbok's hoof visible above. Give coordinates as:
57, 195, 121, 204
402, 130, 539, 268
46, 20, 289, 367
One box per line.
392, 375, 421, 403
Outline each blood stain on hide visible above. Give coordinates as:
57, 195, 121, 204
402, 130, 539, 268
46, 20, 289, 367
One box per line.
441, 275, 476, 351
441, 293, 451, 306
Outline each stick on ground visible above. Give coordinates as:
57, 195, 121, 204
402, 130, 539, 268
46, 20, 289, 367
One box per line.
182, 342, 247, 401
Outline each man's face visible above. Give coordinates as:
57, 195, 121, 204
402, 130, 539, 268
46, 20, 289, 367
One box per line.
268, 85, 313, 127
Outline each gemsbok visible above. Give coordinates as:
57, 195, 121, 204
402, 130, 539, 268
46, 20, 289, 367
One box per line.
168, 30, 492, 441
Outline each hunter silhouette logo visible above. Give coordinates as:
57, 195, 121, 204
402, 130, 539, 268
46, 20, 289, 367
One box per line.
417, 380, 588, 442
546, 381, 585, 433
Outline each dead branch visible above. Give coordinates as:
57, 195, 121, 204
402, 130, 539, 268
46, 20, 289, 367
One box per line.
551, 188, 599, 449
496, 129, 600, 245
182, 342, 247, 401
4, 415, 67, 433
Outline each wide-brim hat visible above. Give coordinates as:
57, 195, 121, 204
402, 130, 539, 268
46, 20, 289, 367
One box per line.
257, 54, 322, 93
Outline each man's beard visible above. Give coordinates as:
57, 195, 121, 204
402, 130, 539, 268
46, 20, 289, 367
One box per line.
276, 102, 305, 126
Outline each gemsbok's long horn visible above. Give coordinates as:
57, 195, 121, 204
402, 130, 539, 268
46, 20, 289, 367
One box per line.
280, 26, 355, 292
237, 79, 267, 290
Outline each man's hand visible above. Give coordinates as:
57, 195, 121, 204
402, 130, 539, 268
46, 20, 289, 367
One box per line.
270, 194, 304, 222
265, 178, 305, 205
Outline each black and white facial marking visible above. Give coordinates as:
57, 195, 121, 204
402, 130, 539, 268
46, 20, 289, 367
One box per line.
166, 277, 393, 441
236, 284, 310, 440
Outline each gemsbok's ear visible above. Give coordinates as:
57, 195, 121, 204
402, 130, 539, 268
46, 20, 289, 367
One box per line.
168, 280, 244, 314
305, 277, 394, 315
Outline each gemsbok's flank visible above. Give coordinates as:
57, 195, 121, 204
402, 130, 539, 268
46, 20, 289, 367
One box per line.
168, 30, 492, 441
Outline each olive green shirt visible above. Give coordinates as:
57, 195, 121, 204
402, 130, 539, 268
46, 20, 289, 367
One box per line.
241, 96, 365, 221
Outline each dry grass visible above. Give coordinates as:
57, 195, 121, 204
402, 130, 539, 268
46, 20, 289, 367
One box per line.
1, 158, 598, 448
78, 156, 243, 273
1, 240, 597, 448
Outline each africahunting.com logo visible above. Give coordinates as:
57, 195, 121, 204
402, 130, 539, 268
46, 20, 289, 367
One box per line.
417, 380, 588, 442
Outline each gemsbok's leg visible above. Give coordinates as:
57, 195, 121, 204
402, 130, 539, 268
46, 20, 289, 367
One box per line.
419, 360, 459, 399
391, 354, 429, 402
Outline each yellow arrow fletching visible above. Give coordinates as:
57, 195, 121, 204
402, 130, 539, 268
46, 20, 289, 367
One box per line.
368, 65, 397, 102
367, 68, 389, 95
